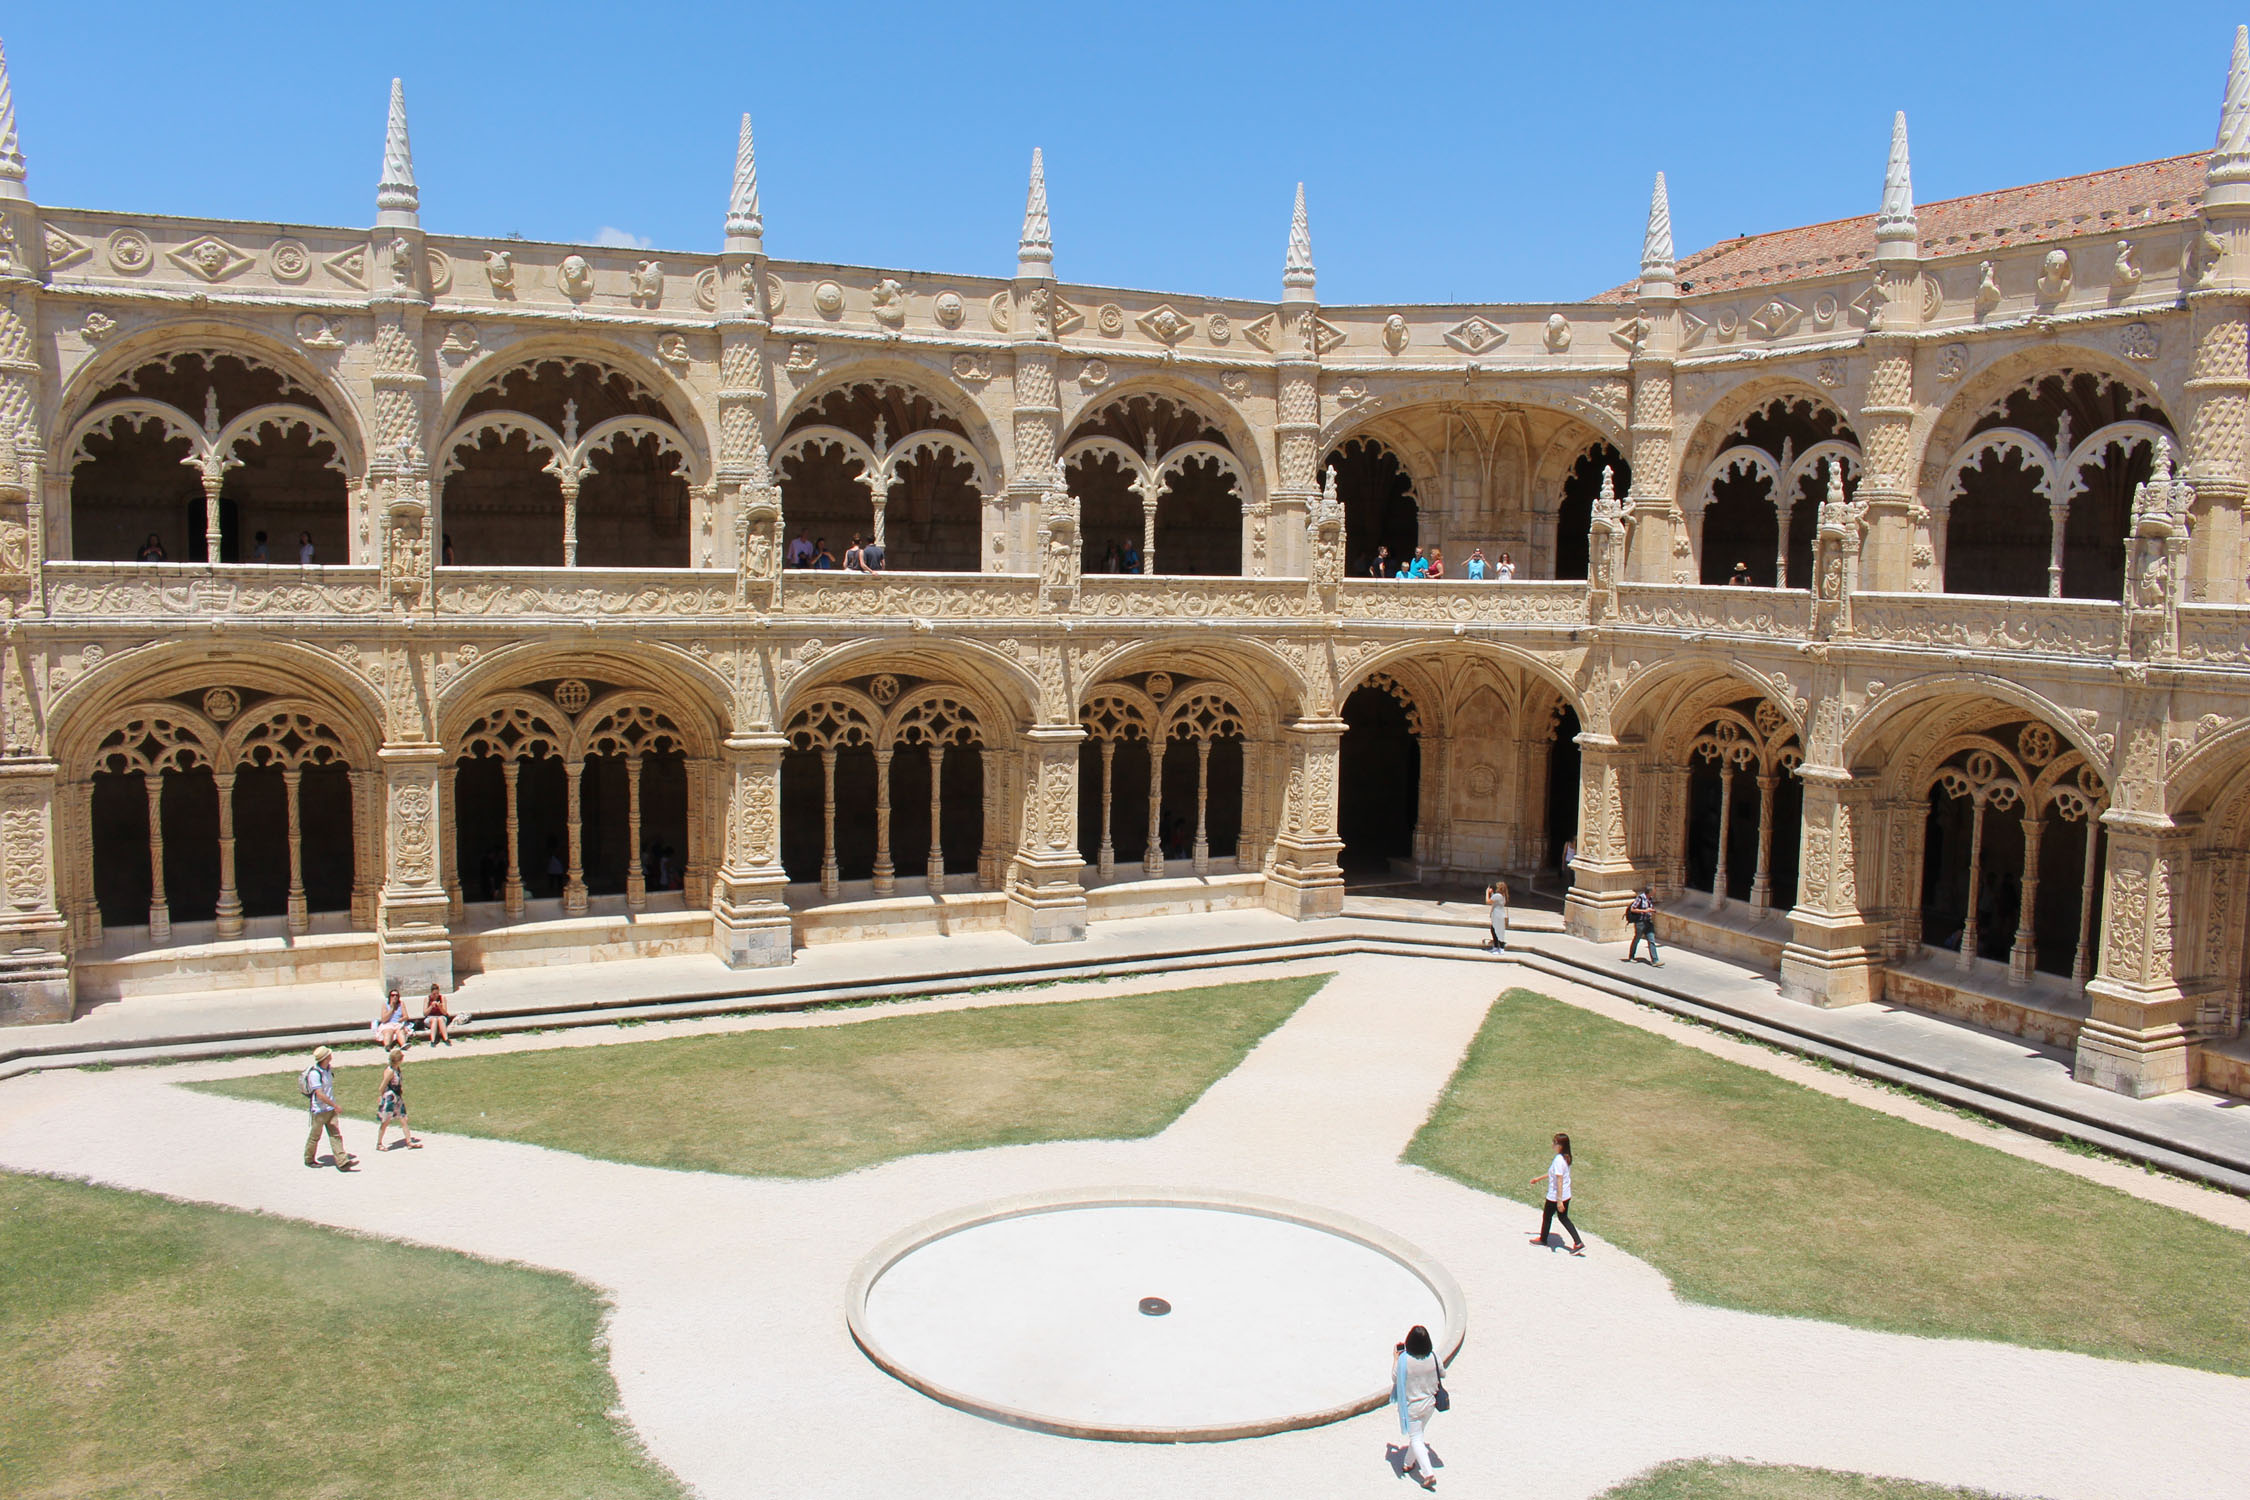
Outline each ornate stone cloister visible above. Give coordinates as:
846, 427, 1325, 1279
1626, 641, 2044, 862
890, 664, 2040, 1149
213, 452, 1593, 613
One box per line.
16, 38, 2250, 1110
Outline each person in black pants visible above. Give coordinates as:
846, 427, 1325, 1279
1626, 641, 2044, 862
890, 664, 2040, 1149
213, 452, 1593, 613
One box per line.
1530, 1132, 1586, 1255
1626, 886, 1661, 965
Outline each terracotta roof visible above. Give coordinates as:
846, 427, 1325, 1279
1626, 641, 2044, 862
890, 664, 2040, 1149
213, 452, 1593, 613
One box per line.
1590, 152, 2209, 302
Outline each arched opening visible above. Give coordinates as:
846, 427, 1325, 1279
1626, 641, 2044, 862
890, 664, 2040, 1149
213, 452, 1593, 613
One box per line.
1078, 690, 1154, 877
1546, 705, 1581, 871
1693, 395, 1858, 586
780, 382, 985, 572
1063, 395, 1244, 577
1941, 371, 2167, 598
1338, 680, 1420, 874
1913, 724, 2108, 981
452, 700, 570, 915
1554, 444, 1628, 581
1326, 437, 1419, 578
67, 352, 351, 564
85, 697, 363, 945
781, 680, 993, 897
1680, 703, 1802, 912
440, 358, 693, 568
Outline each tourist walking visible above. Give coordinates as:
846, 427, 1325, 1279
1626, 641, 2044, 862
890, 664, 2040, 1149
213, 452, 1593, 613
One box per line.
1529, 1132, 1585, 1255
1626, 886, 1661, 965
1391, 1323, 1445, 1489
374, 1046, 422, 1152
420, 983, 455, 1046
301, 1047, 357, 1170
373, 989, 411, 1049
1483, 879, 1508, 952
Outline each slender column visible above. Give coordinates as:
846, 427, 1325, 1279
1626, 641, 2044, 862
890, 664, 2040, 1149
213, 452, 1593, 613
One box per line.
1772, 505, 1791, 589
1141, 497, 1159, 577
2010, 814, 2044, 984
2046, 503, 2068, 597
501, 759, 524, 917
624, 753, 646, 911
560, 476, 581, 568
1097, 739, 1116, 879
1957, 794, 1987, 971
1192, 737, 1213, 875
1710, 764, 1736, 908
872, 747, 895, 894
283, 767, 308, 934
144, 775, 170, 941
199, 468, 224, 564
1749, 771, 1778, 912
562, 760, 587, 914
926, 743, 947, 891
818, 746, 839, 897
214, 769, 243, 938
1145, 737, 1168, 876
2073, 817, 2102, 983
871, 494, 888, 549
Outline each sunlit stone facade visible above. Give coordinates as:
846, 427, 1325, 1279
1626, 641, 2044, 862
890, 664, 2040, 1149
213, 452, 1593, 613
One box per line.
9, 39, 2250, 1104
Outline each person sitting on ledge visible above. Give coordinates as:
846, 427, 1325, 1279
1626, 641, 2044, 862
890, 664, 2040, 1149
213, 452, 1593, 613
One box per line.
420, 983, 455, 1047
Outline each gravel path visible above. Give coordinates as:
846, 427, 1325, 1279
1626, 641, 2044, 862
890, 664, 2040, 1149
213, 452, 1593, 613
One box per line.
2, 954, 2242, 1500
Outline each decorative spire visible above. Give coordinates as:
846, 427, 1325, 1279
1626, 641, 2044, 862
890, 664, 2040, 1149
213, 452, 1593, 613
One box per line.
1876, 111, 1917, 250
376, 78, 418, 227
1017, 147, 1053, 279
0, 40, 26, 201
725, 113, 764, 254
1283, 182, 1316, 298
2212, 25, 2250, 196
1640, 172, 1674, 283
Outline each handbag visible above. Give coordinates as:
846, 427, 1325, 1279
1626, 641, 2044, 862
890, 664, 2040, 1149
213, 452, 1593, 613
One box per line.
1431, 1355, 1450, 1412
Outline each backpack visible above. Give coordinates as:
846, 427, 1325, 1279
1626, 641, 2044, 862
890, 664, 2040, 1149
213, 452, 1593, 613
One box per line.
300, 1064, 323, 1100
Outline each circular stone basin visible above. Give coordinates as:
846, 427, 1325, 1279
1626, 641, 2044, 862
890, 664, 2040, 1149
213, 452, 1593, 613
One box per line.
847, 1188, 1464, 1442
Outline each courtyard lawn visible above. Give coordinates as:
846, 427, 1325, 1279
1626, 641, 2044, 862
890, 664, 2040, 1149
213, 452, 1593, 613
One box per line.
0, 1170, 680, 1500
199, 974, 1328, 1179
1408, 989, 2250, 1376
1599, 1460, 2021, 1499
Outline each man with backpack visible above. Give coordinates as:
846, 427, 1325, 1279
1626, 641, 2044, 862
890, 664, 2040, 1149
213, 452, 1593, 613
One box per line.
1626, 886, 1662, 966
301, 1046, 358, 1170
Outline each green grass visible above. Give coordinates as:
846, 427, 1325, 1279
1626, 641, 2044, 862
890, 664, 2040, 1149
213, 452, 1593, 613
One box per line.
0, 1171, 680, 1500
1600, 1460, 2024, 1499
1408, 989, 2250, 1375
198, 975, 1329, 1179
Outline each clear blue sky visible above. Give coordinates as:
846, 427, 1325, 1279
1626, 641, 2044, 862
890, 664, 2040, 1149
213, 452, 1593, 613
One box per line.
8, 2, 2245, 304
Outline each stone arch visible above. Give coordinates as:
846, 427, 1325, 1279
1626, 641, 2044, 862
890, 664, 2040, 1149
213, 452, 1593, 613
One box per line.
1841, 675, 2108, 783
1915, 343, 2175, 492
777, 365, 1001, 573
777, 356, 1008, 477
58, 651, 384, 951
52, 320, 369, 475
1611, 659, 1806, 751
1064, 390, 1252, 577
1921, 360, 2171, 598
435, 643, 733, 754
58, 336, 367, 566
1545, 438, 1631, 582
1059, 371, 1267, 500
1678, 378, 1857, 492
435, 347, 709, 569
778, 660, 1009, 898
1319, 380, 1629, 455
1680, 387, 1860, 588
1071, 638, 1305, 729
774, 639, 1039, 734
434, 335, 712, 456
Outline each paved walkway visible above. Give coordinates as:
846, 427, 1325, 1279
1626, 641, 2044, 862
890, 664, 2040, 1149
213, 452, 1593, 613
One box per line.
13, 902, 2250, 1191
1, 954, 2244, 1499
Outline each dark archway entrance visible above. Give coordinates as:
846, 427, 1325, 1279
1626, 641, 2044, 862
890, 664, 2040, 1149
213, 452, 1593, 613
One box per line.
1328, 438, 1419, 578
1555, 445, 1628, 581
1338, 683, 1419, 873
1546, 705, 1581, 872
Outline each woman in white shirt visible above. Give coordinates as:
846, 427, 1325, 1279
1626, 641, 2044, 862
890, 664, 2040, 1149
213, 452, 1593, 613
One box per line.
1529, 1132, 1585, 1255
1391, 1323, 1444, 1489
1495, 551, 1516, 581
1482, 879, 1508, 952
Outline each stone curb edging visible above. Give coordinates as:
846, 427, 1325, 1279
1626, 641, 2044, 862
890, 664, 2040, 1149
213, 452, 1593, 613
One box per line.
841, 1186, 1469, 1444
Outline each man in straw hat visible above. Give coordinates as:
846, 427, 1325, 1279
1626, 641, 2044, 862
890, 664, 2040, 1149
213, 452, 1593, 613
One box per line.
300, 1046, 357, 1171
